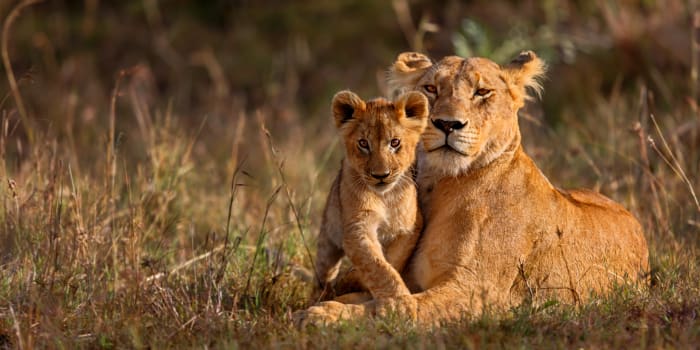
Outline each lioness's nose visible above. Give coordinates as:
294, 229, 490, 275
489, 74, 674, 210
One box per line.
432, 119, 465, 134
371, 171, 390, 180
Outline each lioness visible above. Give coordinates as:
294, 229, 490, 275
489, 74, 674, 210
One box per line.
297, 51, 649, 326
313, 90, 429, 302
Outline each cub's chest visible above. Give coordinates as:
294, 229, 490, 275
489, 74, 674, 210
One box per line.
374, 191, 418, 243
340, 182, 418, 243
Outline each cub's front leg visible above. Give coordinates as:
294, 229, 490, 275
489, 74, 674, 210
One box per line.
384, 209, 422, 277
335, 209, 421, 295
342, 215, 411, 299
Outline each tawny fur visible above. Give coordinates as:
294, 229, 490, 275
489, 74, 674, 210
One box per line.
297, 51, 649, 327
313, 90, 429, 303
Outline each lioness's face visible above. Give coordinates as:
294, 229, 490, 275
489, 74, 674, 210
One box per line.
331, 91, 429, 193
419, 57, 514, 172
388, 51, 545, 176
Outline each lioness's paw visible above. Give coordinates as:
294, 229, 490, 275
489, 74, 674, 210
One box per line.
375, 295, 418, 321
293, 301, 364, 328
292, 306, 330, 329
292, 303, 340, 328
333, 291, 372, 304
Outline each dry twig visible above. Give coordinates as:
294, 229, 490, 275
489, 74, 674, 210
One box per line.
1, 0, 43, 145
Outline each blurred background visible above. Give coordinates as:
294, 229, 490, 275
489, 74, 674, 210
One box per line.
0, 1, 699, 347
1, 0, 697, 178
1, 1, 695, 142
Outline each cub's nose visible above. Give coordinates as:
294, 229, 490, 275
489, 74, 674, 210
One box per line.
432, 119, 466, 134
371, 171, 391, 180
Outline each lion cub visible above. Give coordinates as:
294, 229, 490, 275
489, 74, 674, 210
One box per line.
314, 90, 429, 302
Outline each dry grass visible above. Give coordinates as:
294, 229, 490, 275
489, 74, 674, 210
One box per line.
0, 1, 699, 348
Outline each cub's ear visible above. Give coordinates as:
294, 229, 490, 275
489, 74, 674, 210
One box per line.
503, 50, 547, 106
388, 52, 433, 99
331, 90, 366, 128
395, 91, 429, 133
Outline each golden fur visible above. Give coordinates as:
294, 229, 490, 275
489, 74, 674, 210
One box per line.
296, 51, 649, 326
312, 90, 429, 303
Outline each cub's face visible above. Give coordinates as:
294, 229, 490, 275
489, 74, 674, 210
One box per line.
388, 51, 546, 176
331, 91, 429, 193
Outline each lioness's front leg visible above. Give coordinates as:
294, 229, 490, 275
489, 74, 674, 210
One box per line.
333, 291, 373, 304
343, 218, 411, 299
371, 282, 485, 325
296, 281, 482, 327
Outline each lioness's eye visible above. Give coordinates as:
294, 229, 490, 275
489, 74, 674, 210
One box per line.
474, 88, 491, 97
423, 85, 437, 94
390, 139, 400, 148
358, 139, 369, 149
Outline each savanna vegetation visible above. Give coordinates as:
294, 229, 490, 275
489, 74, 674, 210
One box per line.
0, 0, 698, 348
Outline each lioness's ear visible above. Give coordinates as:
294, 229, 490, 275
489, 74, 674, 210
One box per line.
503, 51, 546, 105
395, 91, 429, 133
388, 52, 433, 99
331, 90, 366, 128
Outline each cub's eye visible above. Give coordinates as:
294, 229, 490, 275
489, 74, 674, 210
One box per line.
423, 85, 437, 94
358, 139, 369, 149
474, 88, 491, 97
390, 139, 401, 148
